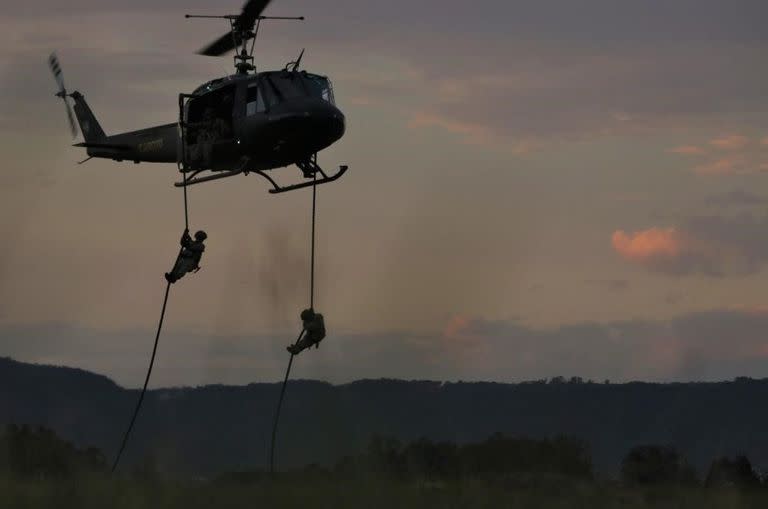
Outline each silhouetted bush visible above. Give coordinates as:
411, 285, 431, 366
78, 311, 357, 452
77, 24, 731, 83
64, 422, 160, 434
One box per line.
352, 433, 592, 480
403, 438, 460, 479
621, 445, 697, 485
0, 424, 107, 479
705, 456, 760, 488
366, 435, 406, 477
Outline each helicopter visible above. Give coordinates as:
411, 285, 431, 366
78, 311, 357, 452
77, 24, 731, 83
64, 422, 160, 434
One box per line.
49, 0, 347, 193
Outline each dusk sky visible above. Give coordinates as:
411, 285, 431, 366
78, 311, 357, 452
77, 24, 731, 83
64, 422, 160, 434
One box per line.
2, 0, 768, 387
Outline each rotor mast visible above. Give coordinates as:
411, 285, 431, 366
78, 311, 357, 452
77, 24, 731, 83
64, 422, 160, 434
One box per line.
186, 0, 303, 75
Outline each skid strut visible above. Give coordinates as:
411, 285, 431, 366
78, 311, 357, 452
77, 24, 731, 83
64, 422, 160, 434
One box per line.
173, 156, 347, 193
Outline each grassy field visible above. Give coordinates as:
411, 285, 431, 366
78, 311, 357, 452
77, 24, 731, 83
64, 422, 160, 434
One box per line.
2, 475, 768, 509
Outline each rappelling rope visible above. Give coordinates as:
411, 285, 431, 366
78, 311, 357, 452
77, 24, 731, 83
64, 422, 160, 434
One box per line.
269, 171, 318, 475
310, 167, 316, 310
110, 280, 171, 473
111, 172, 189, 473
269, 329, 303, 475
182, 173, 190, 231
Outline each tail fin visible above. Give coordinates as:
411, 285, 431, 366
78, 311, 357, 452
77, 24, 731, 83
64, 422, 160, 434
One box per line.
70, 91, 106, 142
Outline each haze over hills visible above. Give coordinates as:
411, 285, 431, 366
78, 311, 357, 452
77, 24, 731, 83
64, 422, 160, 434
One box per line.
2, 356, 767, 476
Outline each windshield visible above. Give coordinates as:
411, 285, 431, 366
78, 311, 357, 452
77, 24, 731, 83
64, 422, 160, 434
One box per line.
303, 74, 335, 105
260, 72, 336, 106
265, 73, 305, 102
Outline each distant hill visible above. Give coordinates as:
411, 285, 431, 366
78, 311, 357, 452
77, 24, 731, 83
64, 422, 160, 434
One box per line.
2, 357, 767, 476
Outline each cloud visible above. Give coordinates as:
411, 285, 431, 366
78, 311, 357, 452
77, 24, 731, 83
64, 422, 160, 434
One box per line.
456, 309, 768, 381
407, 111, 541, 154
706, 189, 768, 207
610, 226, 733, 276
611, 228, 687, 267
709, 134, 750, 150
6, 0, 768, 149
408, 112, 498, 147
613, 213, 768, 276
408, 41, 767, 147
442, 314, 473, 339
671, 135, 768, 176
585, 279, 630, 291
669, 145, 705, 155
8, 306, 768, 384
693, 157, 747, 176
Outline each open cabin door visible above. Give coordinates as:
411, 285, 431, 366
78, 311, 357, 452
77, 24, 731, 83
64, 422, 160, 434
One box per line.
180, 84, 237, 170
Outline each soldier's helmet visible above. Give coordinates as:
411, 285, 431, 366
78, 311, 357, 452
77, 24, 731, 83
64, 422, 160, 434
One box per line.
195, 230, 208, 241
301, 308, 315, 321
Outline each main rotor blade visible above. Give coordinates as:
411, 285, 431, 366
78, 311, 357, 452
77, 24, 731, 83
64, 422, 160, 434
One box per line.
198, 31, 240, 56
195, 0, 272, 56
238, 0, 272, 29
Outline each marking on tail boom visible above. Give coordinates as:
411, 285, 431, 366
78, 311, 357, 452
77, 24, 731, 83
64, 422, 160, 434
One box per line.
139, 139, 164, 153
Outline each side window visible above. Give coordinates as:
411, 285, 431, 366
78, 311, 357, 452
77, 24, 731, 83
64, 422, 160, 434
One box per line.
246, 85, 265, 115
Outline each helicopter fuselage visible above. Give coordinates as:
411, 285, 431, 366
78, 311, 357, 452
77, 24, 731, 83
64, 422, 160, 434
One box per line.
75, 69, 345, 174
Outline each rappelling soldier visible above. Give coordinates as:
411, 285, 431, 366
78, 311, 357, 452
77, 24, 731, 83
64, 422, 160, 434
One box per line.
287, 308, 326, 355
165, 229, 207, 283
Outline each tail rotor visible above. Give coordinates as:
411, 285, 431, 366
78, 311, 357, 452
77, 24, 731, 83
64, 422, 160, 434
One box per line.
48, 53, 78, 138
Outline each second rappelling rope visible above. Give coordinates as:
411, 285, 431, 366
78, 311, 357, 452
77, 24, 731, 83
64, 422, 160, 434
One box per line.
269, 170, 320, 474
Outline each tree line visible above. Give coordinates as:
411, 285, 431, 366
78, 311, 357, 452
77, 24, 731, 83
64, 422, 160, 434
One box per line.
1, 423, 764, 487
330, 432, 593, 480
0, 424, 107, 479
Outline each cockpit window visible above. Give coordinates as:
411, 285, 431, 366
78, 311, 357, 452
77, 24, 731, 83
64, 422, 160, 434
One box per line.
304, 74, 335, 105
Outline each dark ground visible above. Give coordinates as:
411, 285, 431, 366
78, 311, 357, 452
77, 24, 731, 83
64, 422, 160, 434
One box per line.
3, 475, 768, 509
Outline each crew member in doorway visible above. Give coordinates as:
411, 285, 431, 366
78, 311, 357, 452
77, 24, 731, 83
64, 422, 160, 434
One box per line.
165, 229, 207, 283
287, 308, 326, 355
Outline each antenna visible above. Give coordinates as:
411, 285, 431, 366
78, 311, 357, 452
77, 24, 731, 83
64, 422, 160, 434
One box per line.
285, 48, 305, 72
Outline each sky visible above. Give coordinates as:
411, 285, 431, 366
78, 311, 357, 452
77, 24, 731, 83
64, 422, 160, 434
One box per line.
2, 0, 768, 387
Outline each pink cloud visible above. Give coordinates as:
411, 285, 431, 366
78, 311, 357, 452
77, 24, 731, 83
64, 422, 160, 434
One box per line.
693, 157, 746, 176
611, 228, 685, 264
611, 226, 728, 275
408, 112, 542, 154
668, 145, 705, 156
670, 135, 768, 175
408, 112, 497, 146
709, 134, 750, 151
443, 314, 473, 339
611, 216, 768, 276
729, 304, 768, 316
439, 314, 488, 364
691, 156, 768, 176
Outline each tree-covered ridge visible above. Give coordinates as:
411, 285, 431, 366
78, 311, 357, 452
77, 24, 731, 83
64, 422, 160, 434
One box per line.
2, 357, 768, 475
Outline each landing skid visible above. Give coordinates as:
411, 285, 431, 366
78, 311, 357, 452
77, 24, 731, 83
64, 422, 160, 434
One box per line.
173, 159, 348, 194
